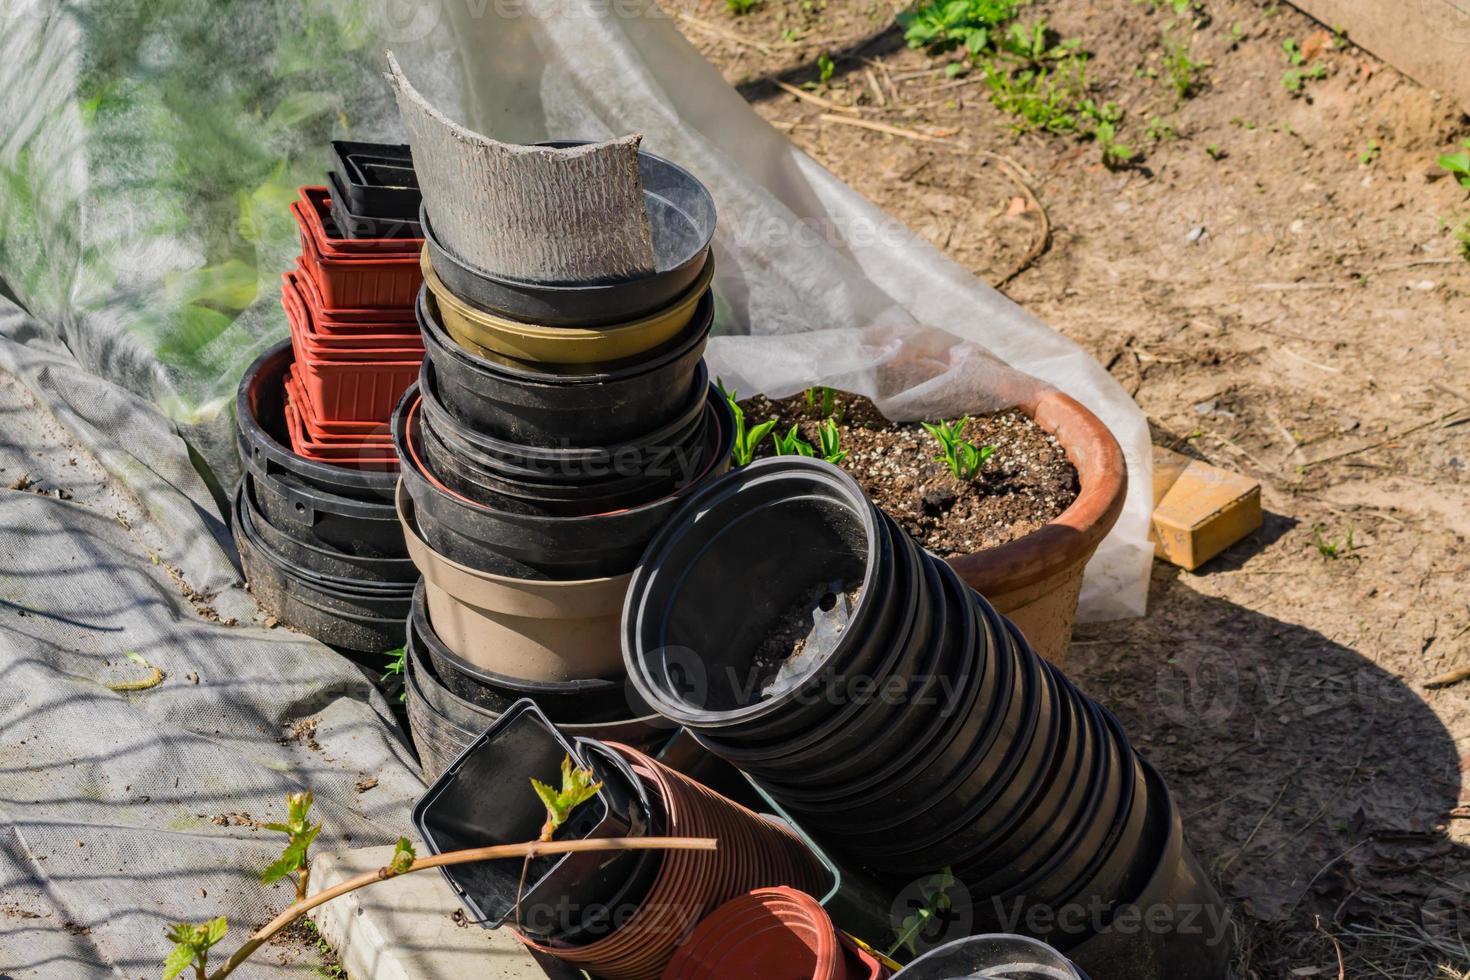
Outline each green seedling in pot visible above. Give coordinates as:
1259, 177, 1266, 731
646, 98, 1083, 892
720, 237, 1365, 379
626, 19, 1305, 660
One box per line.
804, 385, 840, 419
773, 424, 817, 458
718, 378, 779, 466
923, 416, 995, 480
815, 419, 848, 465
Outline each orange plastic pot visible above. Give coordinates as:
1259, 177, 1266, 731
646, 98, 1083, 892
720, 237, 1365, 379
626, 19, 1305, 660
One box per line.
292, 200, 422, 309
282, 270, 421, 353
282, 281, 421, 422
296, 186, 422, 257
661, 887, 850, 980
293, 257, 416, 332
283, 369, 392, 441
945, 389, 1127, 667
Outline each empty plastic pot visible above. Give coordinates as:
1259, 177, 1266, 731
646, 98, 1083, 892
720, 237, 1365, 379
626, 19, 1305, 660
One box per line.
660, 887, 849, 980
892, 934, 1087, 979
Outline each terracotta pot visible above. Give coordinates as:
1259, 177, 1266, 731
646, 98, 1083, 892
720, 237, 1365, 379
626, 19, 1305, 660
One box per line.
397, 481, 627, 681
945, 389, 1127, 667
661, 887, 849, 980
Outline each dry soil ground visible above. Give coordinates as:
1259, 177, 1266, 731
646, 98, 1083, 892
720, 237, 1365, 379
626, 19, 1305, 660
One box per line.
668, 0, 1470, 975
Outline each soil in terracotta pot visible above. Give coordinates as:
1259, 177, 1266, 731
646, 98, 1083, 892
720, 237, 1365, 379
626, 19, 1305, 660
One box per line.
752, 579, 863, 701
741, 392, 1078, 558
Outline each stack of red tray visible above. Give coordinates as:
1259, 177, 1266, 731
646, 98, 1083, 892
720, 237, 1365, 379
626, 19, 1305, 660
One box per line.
282, 187, 424, 468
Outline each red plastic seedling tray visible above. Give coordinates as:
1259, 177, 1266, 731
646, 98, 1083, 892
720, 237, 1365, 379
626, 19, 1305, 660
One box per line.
284, 368, 395, 440
293, 201, 423, 309
282, 269, 421, 353
284, 397, 401, 469
297, 186, 422, 258
293, 258, 416, 331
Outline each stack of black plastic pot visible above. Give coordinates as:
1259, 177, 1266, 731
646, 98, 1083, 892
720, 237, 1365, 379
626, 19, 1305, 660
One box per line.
234, 341, 417, 654
623, 458, 1232, 979
392, 142, 736, 778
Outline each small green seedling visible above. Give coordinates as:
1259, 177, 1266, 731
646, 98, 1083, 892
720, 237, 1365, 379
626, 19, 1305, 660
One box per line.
1455, 217, 1470, 261
817, 52, 835, 84
772, 424, 817, 458
261, 791, 322, 902
804, 385, 839, 419
1162, 38, 1208, 100
380, 646, 406, 703
1358, 139, 1381, 166
718, 379, 778, 466
815, 419, 848, 465
163, 917, 228, 980
922, 417, 995, 480
1281, 38, 1326, 92
531, 754, 604, 843
1313, 525, 1358, 561
1081, 100, 1133, 168
1205, 143, 1226, 161
886, 868, 957, 957
726, 0, 760, 14
1439, 140, 1470, 189
1145, 115, 1177, 142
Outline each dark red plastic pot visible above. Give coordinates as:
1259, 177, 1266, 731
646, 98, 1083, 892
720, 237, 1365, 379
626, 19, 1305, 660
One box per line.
283, 269, 421, 353
660, 887, 850, 980
281, 277, 421, 423
284, 368, 392, 442
519, 743, 829, 980
284, 397, 397, 469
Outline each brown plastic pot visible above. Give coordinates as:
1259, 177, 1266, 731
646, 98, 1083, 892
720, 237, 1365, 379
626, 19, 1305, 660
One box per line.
660, 887, 850, 980
945, 389, 1127, 667
398, 482, 627, 681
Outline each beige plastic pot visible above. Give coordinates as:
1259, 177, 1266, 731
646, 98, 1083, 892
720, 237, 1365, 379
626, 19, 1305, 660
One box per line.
397, 482, 628, 681
946, 389, 1127, 669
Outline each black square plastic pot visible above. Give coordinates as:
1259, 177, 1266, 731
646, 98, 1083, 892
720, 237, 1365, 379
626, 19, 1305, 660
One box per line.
411, 700, 655, 938
329, 140, 421, 222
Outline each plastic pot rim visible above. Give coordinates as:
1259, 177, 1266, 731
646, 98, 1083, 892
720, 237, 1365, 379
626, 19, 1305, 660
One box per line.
421, 247, 712, 365
621, 457, 885, 731
417, 284, 713, 389
296, 186, 422, 256
237, 341, 400, 496
397, 390, 729, 524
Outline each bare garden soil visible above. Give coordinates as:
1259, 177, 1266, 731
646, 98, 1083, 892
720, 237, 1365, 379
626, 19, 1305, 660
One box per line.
673, 0, 1470, 975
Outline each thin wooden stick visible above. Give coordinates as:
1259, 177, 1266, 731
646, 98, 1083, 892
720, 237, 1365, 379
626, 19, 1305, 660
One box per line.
776, 81, 861, 115
205, 837, 714, 979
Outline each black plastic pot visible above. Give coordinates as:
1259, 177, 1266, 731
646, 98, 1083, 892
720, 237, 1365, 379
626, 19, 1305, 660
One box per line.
1066, 761, 1232, 980
417, 283, 713, 447
330, 140, 421, 222
326, 169, 422, 240
392, 385, 734, 580
893, 934, 1089, 980
233, 482, 412, 652
411, 700, 656, 938
404, 621, 667, 782
419, 141, 715, 326
410, 581, 642, 724
625, 458, 929, 744
240, 473, 417, 583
